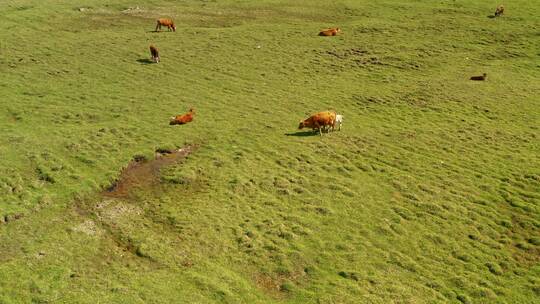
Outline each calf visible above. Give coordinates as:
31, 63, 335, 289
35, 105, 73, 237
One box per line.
299, 111, 336, 136
319, 28, 341, 36
470, 73, 487, 81
149, 45, 160, 63
494, 5, 504, 17
156, 18, 176, 32
170, 108, 195, 125
333, 114, 343, 131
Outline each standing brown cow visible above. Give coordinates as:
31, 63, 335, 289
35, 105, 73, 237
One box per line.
298, 111, 336, 136
156, 18, 176, 32
149, 45, 160, 63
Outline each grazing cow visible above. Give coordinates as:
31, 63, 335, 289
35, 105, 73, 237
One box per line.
170, 108, 195, 125
299, 111, 336, 136
470, 73, 487, 81
156, 18, 176, 32
319, 28, 341, 36
149, 45, 160, 63
333, 114, 343, 131
494, 5, 504, 17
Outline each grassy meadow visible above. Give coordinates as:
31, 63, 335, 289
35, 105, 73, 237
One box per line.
0, 0, 539, 302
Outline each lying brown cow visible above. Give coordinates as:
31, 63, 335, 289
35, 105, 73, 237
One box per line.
494, 5, 504, 17
170, 108, 195, 125
470, 73, 487, 81
149, 45, 160, 63
299, 111, 336, 136
319, 28, 341, 36
156, 18, 176, 32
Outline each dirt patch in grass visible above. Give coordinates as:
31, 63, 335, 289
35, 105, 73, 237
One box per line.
254, 273, 294, 299
73, 219, 102, 236
254, 268, 307, 299
67, 144, 200, 263
103, 145, 198, 199
505, 215, 540, 267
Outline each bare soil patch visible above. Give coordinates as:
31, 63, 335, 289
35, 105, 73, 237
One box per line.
103, 145, 198, 199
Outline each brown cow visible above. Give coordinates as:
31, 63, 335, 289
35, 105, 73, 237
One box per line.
299, 111, 336, 136
170, 108, 195, 125
470, 73, 487, 81
494, 5, 504, 17
156, 18, 176, 32
319, 28, 341, 36
149, 45, 160, 63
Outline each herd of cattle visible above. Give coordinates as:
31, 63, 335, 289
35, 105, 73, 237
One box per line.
167, 108, 343, 136
155, 4, 504, 136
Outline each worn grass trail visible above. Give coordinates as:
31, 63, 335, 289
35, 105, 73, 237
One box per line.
0, 0, 539, 303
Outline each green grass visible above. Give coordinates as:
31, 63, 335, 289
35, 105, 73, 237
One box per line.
1, 0, 539, 302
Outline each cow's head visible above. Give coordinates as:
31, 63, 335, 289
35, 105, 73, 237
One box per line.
172, 25, 177, 32
298, 121, 305, 129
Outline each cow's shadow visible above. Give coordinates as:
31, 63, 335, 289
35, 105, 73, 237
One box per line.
487, 15, 496, 19
285, 131, 319, 137
137, 58, 154, 64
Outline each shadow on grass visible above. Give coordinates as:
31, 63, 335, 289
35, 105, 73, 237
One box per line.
284, 131, 318, 137
487, 15, 496, 19
137, 58, 154, 64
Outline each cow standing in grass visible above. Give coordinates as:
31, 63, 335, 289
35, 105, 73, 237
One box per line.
156, 18, 176, 32
495, 5, 504, 17
150, 45, 160, 63
333, 114, 343, 131
170, 108, 195, 125
299, 111, 336, 136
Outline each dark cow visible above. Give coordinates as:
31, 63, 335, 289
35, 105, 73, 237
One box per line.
149, 45, 160, 63
494, 5, 504, 17
470, 73, 487, 81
